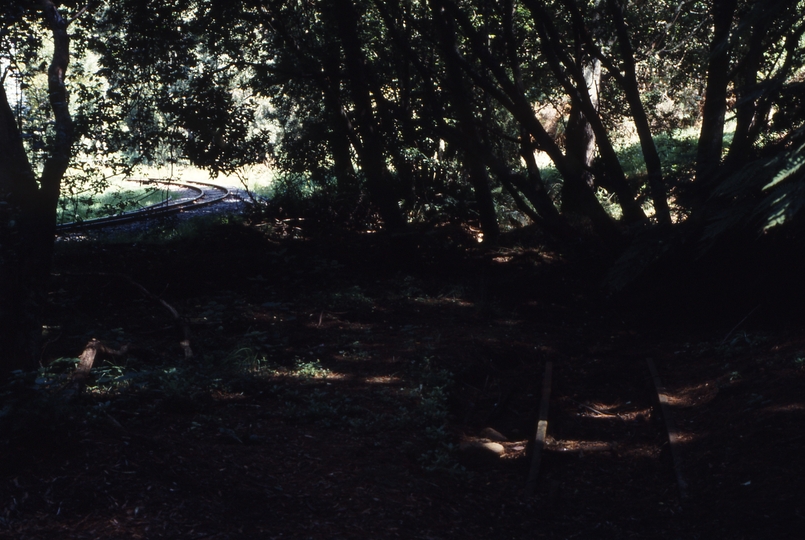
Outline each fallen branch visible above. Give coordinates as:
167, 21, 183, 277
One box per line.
113, 274, 193, 359
72, 338, 129, 391
719, 304, 761, 347
64, 272, 193, 359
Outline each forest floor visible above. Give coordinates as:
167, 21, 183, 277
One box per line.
2, 210, 804, 539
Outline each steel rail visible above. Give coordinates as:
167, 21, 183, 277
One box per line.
56, 178, 231, 233
524, 360, 689, 503
647, 358, 689, 499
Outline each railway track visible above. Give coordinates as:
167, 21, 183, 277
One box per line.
56, 178, 232, 233
524, 356, 687, 512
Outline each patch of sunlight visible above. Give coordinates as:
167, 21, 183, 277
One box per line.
363, 375, 402, 385
465, 225, 483, 243
278, 369, 348, 382
135, 163, 275, 193
672, 431, 699, 445
211, 390, 248, 402
762, 403, 805, 413
546, 438, 613, 453
413, 296, 475, 308
260, 359, 348, 382
574, 404, 653, 423
664, 381, 720, 408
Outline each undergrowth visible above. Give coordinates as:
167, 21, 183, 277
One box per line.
1, 348, 461, 474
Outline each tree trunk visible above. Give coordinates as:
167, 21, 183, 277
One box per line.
0, 2, 74, 377
563, 58, 601, 214
331, 0, 406, 231
723, 35, 762, 172
431, 0, 500, 244
425, 0, 622, 247
523, 0, 646, 225
606, 0, 672, 226
0, 89, 43, 375
518, 135, 573, 239
322, 86, 360, 198
695, 0, 737, 183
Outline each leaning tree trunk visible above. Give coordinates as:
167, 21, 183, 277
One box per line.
606, 0, 672, 226
523, 0, 646, 224
0, 1, 74, 377
563, 57, 601, 215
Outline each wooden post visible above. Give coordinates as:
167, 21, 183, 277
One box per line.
647, 358, 688, 499
525, 361, 552, 496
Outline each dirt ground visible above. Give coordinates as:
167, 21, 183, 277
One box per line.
2, 214, 804, 539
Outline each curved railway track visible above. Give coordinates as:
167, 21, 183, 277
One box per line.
56, 178, 233, 233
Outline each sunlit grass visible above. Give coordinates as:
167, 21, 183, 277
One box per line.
133, 163, 276, 194
58, 162, 276, 224
57, 181, 170, 223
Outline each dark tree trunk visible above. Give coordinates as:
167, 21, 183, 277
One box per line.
696, 0, 737, 183
322, 86, 360, 198
0, 2, 73, 376
407, 0, 621, 247
606, 0, 672, 226
331, 0, 406, 231
563, 58, 601, 214
366, 72, 418, 211
0, 88, 44, 375
724, 10, 804, 170
431, 0, 500, 243
723, 29, 763, 172
522, 0, 646, 225
518, 135, 573, 239
439, 0, 623, 243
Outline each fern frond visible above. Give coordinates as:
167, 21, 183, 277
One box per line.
757, 177, 805, 232
762, 141, 805, 192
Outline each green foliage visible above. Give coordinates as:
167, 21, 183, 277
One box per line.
616, 133, 699, 182
242, 352, 459, 472
704, 132, 805, 243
